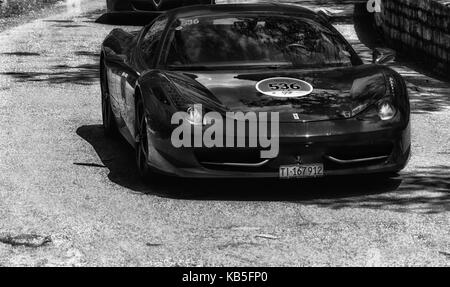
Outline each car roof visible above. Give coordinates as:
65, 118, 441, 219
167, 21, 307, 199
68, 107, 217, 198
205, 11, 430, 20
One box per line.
165, 3, 318, 19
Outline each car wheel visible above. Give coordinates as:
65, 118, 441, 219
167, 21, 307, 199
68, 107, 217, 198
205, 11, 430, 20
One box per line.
106, 0, 113, 11
100, 58, 119, 137
135, 96, 153, 179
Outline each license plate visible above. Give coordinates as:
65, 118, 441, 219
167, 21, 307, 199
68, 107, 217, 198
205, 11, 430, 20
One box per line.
279, 164, 324, 179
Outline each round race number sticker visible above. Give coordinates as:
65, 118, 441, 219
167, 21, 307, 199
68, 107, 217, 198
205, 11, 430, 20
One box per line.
256, 77, 313, 98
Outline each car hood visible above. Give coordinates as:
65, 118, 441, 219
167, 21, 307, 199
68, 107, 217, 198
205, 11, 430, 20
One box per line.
165, 65, 388, 123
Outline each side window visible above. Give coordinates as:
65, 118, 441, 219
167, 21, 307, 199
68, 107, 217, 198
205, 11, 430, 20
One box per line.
140, 16, 168, 64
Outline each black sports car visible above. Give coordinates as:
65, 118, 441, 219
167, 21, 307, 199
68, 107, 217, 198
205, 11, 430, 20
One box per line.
106, 0, 214, 11
100, 3, 411, 179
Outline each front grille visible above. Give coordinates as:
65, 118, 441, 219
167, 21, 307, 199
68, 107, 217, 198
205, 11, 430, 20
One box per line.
196, 148, 273, 171
194, 142, 394, 172
324, 142, 393, 170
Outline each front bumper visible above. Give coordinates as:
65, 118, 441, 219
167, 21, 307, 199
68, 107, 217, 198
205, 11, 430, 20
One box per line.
145, 118, 411, 178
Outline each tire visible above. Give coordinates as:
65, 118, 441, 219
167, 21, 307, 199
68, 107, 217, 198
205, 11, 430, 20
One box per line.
135, 95, 153, 179
100, 57, 119, 138
106, 0, 113, 11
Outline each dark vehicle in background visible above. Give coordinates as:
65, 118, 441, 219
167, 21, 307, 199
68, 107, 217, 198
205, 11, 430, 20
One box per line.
100, 3, 411, 179
106, 0, 214, 11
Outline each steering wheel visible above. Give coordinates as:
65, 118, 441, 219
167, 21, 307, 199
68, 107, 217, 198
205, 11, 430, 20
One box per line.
286, 43, 310, 56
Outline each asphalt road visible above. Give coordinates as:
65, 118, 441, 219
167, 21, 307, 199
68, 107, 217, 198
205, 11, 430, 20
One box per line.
0, 0, 448, 266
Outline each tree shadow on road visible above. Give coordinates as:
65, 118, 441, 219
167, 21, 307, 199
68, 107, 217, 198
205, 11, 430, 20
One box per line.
352, 3, 450, 115
76, 125, 144, 191
393, 62, 450, 115
0, 52, 40, 56
1, 63, 99, 85
76, 125, 449, 214
301, 166, 449, 214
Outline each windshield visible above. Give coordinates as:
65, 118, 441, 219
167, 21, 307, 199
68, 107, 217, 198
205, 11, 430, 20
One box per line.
165, 14, 354, 69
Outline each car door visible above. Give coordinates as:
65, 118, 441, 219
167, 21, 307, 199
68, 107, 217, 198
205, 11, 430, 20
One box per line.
120, 16, 169, 141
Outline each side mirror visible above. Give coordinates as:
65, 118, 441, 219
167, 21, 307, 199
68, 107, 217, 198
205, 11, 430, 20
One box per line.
317, 9, 332, 22
103, 50, 139, 78
372, 48, 396, 65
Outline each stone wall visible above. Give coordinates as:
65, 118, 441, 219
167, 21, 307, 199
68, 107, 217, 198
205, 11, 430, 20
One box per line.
374, 0, 450, 74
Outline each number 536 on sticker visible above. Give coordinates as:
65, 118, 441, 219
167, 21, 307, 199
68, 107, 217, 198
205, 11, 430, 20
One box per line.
256, 77, 314, 98
180, 18, 199, 26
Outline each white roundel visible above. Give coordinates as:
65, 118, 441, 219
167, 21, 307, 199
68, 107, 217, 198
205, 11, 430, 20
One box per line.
256, 77, 313, 98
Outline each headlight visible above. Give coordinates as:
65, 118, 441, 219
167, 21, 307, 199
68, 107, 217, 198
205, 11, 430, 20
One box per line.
186, 105, 217, 126
377, 76, 398, 121
356, 76, 401, 121
186, 105, 203, 126
378, 101, 397, 120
